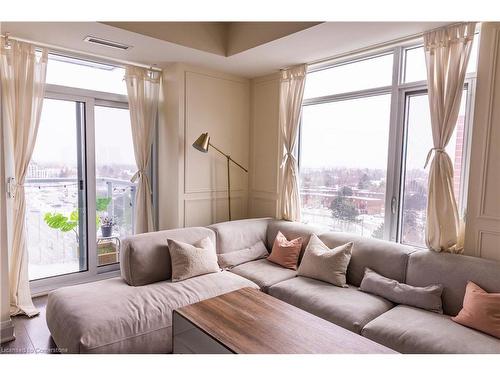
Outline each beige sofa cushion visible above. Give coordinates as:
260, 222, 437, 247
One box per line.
362, 305, 500, 354
120, 227, 215, 286
406, 250, 500, 316
318, 232, 416, 287
208, 218, 272, 254
217, 240, 269, 270
46, 273, 259, 353
298, 234, 352, 287
228, 258, 297, 292
269, 276, 394, 334
168, 237, 220, 282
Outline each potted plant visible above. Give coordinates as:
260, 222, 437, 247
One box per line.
99, 215, 117, 238
43, 197, 112, 258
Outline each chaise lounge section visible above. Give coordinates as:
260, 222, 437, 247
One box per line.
46, 218, 500, 354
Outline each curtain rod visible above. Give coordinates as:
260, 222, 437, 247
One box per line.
0, 33, 162, 72
284, 21, 472, 71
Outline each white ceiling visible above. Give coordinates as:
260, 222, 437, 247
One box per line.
1, 22, 452, 78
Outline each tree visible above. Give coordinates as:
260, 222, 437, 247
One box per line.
357, 173, 371, 190
330, 186, 359, 223
339, 186, 353, 197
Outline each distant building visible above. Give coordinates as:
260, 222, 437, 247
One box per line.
300, 188, 384, 215
27, 162, 58, 179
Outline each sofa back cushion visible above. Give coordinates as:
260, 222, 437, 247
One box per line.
208, 218, 272, 254
217, 241, 269, 269
318, 232, 416, 287
406, 251, 500, 316
266, 220, 324, 261
120, 227, 216, 286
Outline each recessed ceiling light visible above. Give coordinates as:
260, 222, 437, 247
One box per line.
83, 36, 132, 51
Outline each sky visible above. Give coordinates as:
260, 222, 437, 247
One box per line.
300, 39, 477, 171
30, 56, 135, 170
31, 99, 136, 169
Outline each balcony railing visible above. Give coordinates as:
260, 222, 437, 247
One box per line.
25, 177, 136, 279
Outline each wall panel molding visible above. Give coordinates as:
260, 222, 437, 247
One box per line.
464, 23, 500, 260
184, 195, 246, 227
158, 63, 250, 229
249, 75, 281, 208
478, 28, 500, 219
477, 230, 500, 259
184, 70, 249, 196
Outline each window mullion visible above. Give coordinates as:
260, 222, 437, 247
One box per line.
385, 46, 405, 241
85, 97, 98, 276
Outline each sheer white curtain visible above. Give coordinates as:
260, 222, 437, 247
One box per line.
0, 39, 48, 316
124, 66, 160, 234
424, 22, 476, 252
279, 64, 307, 221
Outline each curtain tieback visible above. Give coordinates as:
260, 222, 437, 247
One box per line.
280, 151, 296, 168
8, 179, 25, 208
424, 147, 445, 168
130, 169, 153, 196
130, 169, 146, 183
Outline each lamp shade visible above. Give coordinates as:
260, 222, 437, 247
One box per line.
192, 132, 210, 153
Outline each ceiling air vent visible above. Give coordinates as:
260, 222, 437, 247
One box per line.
83, 36, 131, 51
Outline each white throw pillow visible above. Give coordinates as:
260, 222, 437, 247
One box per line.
297, 234, 353, 287
167, 236, 220, 282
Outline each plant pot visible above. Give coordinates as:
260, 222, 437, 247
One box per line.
101, 225, 112, 237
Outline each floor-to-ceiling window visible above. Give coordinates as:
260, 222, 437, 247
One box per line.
26, 98, 87, 280
299, 33, 479, 246
25, 53, 146, 291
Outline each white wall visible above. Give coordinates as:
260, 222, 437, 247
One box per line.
158, 64, 250, 229
248, 73, 281, 218
464, 22, 500, 260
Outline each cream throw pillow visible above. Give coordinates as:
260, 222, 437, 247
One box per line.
167, 236, 220, 282
297, 234, 353, 287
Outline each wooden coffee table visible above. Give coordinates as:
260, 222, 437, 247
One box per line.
172, 287, 396, 354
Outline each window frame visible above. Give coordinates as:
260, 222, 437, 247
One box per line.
299, 41, 477, 247
29, 62, 158, 295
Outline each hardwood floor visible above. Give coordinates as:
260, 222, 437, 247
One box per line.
0, 296, 59, 354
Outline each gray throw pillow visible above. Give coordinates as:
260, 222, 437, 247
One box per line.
167, 236, 220, 282
359, 268, 444, 314
217, 241, 269, 270
297, 234, 353, 287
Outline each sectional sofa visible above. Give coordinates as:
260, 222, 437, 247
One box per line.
46, 218, 500, 354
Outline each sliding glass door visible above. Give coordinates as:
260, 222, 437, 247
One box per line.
26, 97, 87, 280
28, 93, 133, 291
25, 53, 146, 293
94, 104, 135, 267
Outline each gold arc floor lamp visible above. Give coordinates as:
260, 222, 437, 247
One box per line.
192, 132, 248, 221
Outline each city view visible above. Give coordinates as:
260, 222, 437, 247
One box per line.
300, 167, 387, 238
299, 114, 465, 246
26, 162, 136, 280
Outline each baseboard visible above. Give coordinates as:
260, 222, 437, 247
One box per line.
0, 319, 15, 344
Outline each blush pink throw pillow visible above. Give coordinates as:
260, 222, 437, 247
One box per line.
452, 281, 500, 339
267, 231, 303, 270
